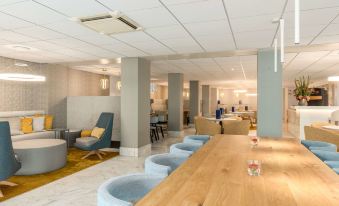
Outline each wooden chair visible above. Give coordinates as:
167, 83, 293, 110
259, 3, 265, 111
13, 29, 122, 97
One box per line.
304, 126, 339, 151
222, 120, 250, 135
194, 116, 221, 136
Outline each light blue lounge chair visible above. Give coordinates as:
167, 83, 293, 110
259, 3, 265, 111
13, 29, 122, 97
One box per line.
169, 142, 202, 157
97, 173, 164, 206
311, 150, 339, 174
145, 153, 188, 177
183, 135, 209, 145
301, 140, 337, 152
0, 121, 21, 197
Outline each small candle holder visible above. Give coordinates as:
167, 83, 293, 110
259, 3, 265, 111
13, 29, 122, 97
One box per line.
250, 136, 259, 148
247, 160, 261, 176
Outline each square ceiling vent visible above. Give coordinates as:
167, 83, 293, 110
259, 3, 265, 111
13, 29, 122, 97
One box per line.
77, 12, 141, 35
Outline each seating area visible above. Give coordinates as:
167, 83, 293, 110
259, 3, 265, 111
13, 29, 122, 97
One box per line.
1, 1, 339, 205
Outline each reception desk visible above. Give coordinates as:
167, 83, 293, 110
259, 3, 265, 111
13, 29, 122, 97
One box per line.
287, 106, 339, 139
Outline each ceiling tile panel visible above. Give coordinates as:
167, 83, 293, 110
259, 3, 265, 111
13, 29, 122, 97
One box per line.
0, 1, 66, 24
146, 25, 189, 40
97, 0, 160, 12
0, 12, 34, 29
15, 26, 66, 40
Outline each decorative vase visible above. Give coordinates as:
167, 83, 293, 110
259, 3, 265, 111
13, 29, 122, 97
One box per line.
298, 98, 308, 106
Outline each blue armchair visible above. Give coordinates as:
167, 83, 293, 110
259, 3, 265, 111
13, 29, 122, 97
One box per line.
169, 142, 202, 157
145, 153, 188, 177
301, 140, 337, 152
0, 121, 21, 198
97, 173, 164, 206
311, 150, 339, 174
74, 113, 114, 160
183, 135, 209, 145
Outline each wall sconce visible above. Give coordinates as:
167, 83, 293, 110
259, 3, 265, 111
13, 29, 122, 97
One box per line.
116, 81, 122, 90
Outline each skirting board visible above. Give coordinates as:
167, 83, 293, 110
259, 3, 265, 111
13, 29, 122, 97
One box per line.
167, 131, 184, 137
119, 144, 151, 157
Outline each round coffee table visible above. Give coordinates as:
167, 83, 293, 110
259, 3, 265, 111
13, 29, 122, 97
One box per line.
13, 139, 67, 175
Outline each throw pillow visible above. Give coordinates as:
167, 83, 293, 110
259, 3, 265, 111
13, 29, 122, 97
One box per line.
33, 117, 45, 132
81, 130, 92, 137
91, 127, 105, 139
20, 117, 33, 134
35, 114, 53, 130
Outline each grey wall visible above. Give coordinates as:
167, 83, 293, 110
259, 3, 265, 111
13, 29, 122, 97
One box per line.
202, 85, 210, 116
0, 56, 108, 128
189, 80, 199, 123
67, 96, 121, 141
257, 48, 283, 137
121, 57, 150, 148
168, 73, 184, 132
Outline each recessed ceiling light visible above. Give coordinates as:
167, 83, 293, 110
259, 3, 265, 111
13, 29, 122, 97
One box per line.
5, 44, 38, 52
231, 68, 235, 71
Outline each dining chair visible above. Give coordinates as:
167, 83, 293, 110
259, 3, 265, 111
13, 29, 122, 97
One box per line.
0, 121, 21, 198
222, 120, 250, 135
194, 116, 221, 136
170, 142, 202, 157
150, 116, 164, 139
304, 126, 339, 151
97, 173, 164, 206
301, 140, 337, 152
183, 135, 209, 145
145, 153, 188, 177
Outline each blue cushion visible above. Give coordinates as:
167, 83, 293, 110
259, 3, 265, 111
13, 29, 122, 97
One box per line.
169, 143, 202, 157
301, 140, 337, 152
333, 168, 339, 174
145, 153, 188, 177
183, 135, 209, 145
97, 173, 164, 206
311, 150, 339, 162
324, 161, 339, 169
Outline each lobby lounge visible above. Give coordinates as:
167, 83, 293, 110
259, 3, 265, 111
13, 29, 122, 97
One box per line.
1, 0, 339, 205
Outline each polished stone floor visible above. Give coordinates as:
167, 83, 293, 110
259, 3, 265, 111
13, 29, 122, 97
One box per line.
2, 128, 195, 206
3, 127, 291, 206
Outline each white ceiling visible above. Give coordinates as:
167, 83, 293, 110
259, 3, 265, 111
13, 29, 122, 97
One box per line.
0, 0, 338, 88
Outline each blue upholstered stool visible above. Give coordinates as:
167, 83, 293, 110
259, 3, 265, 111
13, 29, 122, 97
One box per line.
145, 153, 188, 177
97, 173, 164, 206
301, 140, 337, 152
169, 142, 202, 157
183, 135, 209, 145
311, 150, 339, 175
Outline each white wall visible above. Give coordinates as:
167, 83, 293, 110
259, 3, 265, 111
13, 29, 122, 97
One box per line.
218, 89, 257, 110
67, 96, 121, 141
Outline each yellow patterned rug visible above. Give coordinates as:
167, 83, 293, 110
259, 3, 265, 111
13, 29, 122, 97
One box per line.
0, 148, 119, 202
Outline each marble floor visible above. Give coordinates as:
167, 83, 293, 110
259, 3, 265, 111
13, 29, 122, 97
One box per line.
2, 127, 293, 206
2, 128, 195, 206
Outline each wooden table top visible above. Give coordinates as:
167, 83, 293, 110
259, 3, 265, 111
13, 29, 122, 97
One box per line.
136, 135, 339, 206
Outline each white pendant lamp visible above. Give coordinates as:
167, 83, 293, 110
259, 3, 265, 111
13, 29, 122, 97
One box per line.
280, 18, 285, 63
274, 38, 278, 72
295, 0, 300, 44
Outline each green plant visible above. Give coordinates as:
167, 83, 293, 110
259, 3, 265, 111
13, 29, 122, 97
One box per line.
294, 76, 311, 100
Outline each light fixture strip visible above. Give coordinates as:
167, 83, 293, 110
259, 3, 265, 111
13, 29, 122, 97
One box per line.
280, 18, 285, 63
295, 0, 300, 44
274, 38, 278, 73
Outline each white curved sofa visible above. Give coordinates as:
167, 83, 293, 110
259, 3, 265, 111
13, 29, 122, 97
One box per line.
0, 110, 55, 142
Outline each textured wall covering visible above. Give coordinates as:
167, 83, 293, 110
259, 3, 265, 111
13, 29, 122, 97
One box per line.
0, 56, 108, 127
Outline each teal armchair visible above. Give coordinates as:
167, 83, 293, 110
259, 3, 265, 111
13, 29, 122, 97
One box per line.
74, 113, 114, 159
0, 121, 21, 198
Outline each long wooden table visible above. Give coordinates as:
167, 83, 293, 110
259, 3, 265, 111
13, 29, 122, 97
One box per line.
136, 135, 339, 206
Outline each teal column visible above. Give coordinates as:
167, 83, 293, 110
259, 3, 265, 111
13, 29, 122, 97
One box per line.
257, 48, 283, 138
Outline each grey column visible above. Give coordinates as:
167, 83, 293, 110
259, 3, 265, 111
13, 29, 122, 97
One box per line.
202, 85, 210, 116
120, 57, 150, 156
189, 80, 200, 124
210, 88, 218, 114
168, 73, 184, 133
257, 48, 283, 138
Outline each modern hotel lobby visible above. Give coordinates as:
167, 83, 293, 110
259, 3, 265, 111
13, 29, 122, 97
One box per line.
0, 0, 339, 205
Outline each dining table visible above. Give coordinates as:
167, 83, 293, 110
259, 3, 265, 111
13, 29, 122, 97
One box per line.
136, 135, 339, 206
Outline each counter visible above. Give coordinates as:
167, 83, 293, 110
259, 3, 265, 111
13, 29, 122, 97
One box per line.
287, 106, 339, 139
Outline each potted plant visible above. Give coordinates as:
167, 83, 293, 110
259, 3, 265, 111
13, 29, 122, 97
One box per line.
294, 76, 311, 106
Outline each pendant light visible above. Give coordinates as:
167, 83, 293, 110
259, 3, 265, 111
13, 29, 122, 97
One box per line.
100, 69, 109, 90
295, 0, 300, 44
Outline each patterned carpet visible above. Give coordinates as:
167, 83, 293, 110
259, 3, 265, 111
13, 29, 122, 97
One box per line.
1, 148, 118, 202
